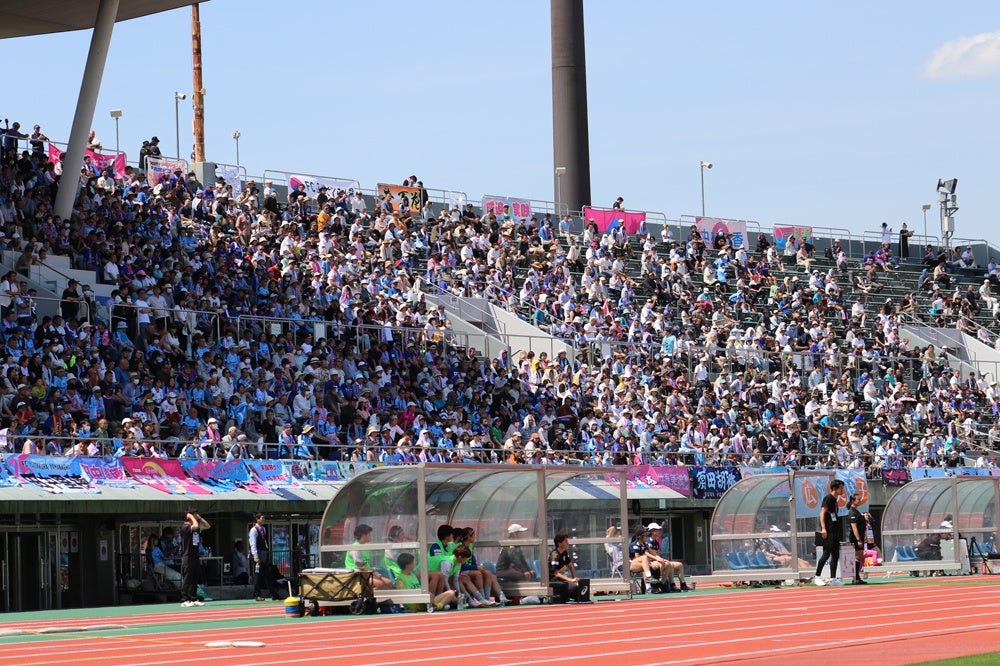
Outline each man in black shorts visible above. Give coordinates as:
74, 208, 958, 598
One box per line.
548, 532, 589, 603
848, 493, 868, 585
814, 479, 845, 586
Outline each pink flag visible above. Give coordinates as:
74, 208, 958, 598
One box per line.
583, 207, 646, 234
48, 144, 127, 179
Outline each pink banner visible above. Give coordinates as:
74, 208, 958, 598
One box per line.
48, 144, 127, 179
604, 464, 692, 497
120, 457, 212, 495
583, 207, 646, 234
483, 196, 532, 220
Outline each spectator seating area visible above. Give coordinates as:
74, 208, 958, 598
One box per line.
2, 122, 1000, 480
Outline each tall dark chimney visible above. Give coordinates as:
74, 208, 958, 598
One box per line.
551, 0, 592, 217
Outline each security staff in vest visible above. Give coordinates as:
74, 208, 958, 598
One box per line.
548, 532, 589, 603
249, 513, 281, 601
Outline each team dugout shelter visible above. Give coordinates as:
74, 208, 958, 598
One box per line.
318, 464, 630, 605
876, 476, 999, 575
694, 470, 870, 584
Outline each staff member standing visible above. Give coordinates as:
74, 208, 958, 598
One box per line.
249, 513, 281, 601
848, 494, 868, 585
814, 479, 846, 586
180, 506, 210, 607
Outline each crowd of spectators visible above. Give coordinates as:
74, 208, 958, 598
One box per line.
0, 121, 999, 476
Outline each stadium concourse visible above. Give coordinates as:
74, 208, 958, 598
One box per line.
1, 125, 1000, 475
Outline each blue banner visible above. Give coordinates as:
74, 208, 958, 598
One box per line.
689, 466, 741, 500
4, 454, 99, 494
181, 459, 257, 492
310, 461, 344, 482
0, 457, 18, 487
73, 457, 134, 488
245, 460, 299, 487
910, 467, 991, 479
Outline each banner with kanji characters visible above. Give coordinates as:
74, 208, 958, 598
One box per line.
694, 217, 747, 248
120, 457, 212, 495
74, 457, 134, 488
288, 174, 359, 198
689, 466, 741, 500
244, 460, 300, 487
583, 207, 646, 234
146, 156, 188, 185
377, 183, 422, 213
604, 465, 691, 497
482, 196, 532, 221
773, 225, 813, 250
48, 144, 127, 179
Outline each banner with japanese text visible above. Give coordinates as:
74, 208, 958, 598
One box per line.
120, 457, 212, 495
4, 454, 99, 493
694, 217, 747, 249
603, 465, 691, 497
74, 457, 134, 488
377, 183, 423, 213
482, 196, 532, 221
583, 207, 647, 234
48, 144, 127, 179
288, 174, 359, 198
688, 466, 741, 500
773, 225, 813, 250
146, 156, 188, 185
244, 460, 300, 487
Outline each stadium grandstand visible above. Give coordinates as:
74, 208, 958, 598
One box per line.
4, 0, 1000, 619
3, 115, 1000, 610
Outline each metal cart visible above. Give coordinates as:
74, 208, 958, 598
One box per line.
298, 567, 376, 615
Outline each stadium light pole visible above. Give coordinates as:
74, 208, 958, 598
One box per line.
174, 92, 186, 159
233, 131, 241, 170
921, 204, 931, 242
109, 109, 122, 155
700, 161, 713, 217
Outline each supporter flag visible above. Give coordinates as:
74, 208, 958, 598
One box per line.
48, 144, 127, 179
695, 217, 747, 248
483, 196, 532, 220
773, 225, 813, 250
287, 174, 359, 198
583, 207, 646, 234
146, 156, 188, 185
377, 183, 423, 213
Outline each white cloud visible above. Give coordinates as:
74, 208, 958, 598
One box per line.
924, 29, 1000, 78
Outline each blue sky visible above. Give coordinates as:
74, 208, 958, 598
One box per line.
3, 1, 1000, 242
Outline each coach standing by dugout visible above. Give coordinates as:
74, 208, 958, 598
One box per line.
814, 479, 845, 586
180, 506, 211, 607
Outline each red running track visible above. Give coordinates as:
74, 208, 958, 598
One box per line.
4, 581, 1000, 666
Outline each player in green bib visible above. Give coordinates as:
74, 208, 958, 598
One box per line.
344, 524, 392, 589
394, 553, 457, 611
